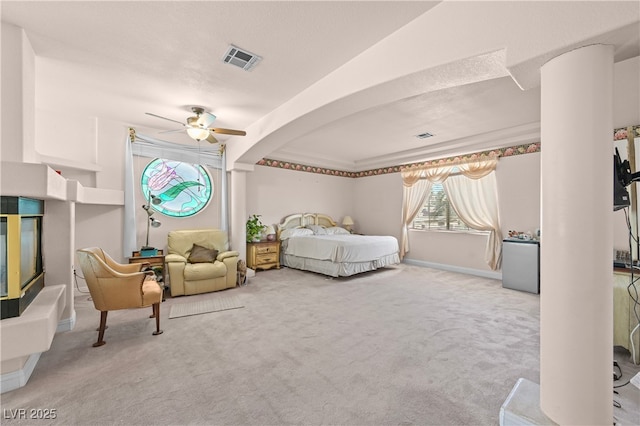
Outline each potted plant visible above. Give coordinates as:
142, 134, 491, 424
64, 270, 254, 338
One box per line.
246, 214, 266, 242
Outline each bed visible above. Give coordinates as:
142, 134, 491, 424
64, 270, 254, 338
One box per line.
277, 213, 400, 277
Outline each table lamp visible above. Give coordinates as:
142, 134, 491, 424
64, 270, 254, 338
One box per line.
141, 191, 162, 253
342, 215, 354, 233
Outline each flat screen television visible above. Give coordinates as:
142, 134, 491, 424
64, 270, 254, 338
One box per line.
614, 148, 632, 211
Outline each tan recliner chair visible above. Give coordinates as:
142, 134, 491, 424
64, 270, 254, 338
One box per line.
76, 247, 163, 347
166, 229, 239, 296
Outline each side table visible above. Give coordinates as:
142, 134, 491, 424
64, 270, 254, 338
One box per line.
129, 250, 167, 299
246, 241, 280, 271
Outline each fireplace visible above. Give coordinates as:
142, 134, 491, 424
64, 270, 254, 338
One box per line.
1, 196, 45, 319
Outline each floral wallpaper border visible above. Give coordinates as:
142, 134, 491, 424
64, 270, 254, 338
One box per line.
256, 142, 541, 178
614, 124, 640, 141
257, 125, 639, 178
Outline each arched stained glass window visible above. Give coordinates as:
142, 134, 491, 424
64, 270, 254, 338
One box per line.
141, 158, 213, 218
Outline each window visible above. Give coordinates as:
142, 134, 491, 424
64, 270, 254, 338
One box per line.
411, 183, 469, 231
141, 158, 213, 218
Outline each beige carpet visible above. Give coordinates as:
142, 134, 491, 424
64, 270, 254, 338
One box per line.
169, 295, 244, 319
2, 263, 638, 425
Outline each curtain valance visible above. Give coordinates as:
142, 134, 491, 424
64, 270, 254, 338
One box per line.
401, 158, 498, 187
132, 132, 223, 169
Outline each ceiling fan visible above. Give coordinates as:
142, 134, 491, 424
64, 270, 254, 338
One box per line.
146, 107, 246, 144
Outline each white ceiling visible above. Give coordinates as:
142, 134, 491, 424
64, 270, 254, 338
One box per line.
2, 1, 638, 172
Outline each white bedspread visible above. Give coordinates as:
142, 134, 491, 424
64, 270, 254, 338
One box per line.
283, 234, 399, 263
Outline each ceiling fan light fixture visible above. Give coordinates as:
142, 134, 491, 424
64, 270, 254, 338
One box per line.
187, 127, 210, 141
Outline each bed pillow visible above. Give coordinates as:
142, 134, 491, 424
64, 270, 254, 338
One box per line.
325, 226, 350, 235
280, 228, 314, 240
306, 224, 327, 235
188, 244, 219, 263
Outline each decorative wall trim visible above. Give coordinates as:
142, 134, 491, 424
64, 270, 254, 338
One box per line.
257, 142, 541, 178
614, 125, 640, 141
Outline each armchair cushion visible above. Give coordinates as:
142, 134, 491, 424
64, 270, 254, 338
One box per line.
188, 244, 219, 263
184, 262, 227, 281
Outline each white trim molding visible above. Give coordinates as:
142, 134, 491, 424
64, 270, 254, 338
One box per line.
0, 353, 41, 394
57, 309, 76, 333
403, 258, 502, 280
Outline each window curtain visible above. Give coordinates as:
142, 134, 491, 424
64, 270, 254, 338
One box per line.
123, 130, 137, 256
400, 157, 502, 269
442, 159, 502, 270
401, 171, 431, 259
401, 163, 463, 258
220, 146, 228, 232
132, 133, 222, 169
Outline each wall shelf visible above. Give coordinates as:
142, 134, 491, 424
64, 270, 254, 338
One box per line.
1, 162, 123, 205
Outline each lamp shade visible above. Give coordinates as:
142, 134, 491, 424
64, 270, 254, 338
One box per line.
342, 216, 354, 226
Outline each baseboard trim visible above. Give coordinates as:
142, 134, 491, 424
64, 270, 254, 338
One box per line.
402, 258, 502, 280
499, 378, 556, 425
57, 309, 76, 333
0, 353, 41, 394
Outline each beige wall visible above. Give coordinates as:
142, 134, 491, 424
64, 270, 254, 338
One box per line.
613, 57, 639, 129
246, 165, 356, 229
497, 153, 541, 237
353, 173, 403, 240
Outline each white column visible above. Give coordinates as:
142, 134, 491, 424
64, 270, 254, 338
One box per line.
540, 44, 613, 424
230, 169, 247, 261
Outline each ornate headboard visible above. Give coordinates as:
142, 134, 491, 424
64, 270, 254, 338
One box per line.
277, 213, 338, 238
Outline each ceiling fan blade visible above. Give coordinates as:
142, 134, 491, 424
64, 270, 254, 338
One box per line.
205, 133, 219, 144
211, 128, 246, 136
145, 112, 186, 126
198, 112, 217, 128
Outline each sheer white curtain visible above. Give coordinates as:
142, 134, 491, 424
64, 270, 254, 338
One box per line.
220, 146, 228, 232
401, 173, 431, 258
123, 130, 137, 256
443, 168, 502, 270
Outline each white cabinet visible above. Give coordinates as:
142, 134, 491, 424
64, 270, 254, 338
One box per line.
502, 239, 540, 294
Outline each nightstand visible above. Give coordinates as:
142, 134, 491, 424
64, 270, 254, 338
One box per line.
246, 241, 280, 271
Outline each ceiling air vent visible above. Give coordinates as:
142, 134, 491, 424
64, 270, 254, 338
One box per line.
416, 132, 434, 139
222, 45, 262, 71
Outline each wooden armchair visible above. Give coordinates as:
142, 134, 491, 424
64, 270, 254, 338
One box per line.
76, 247, 163, 347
